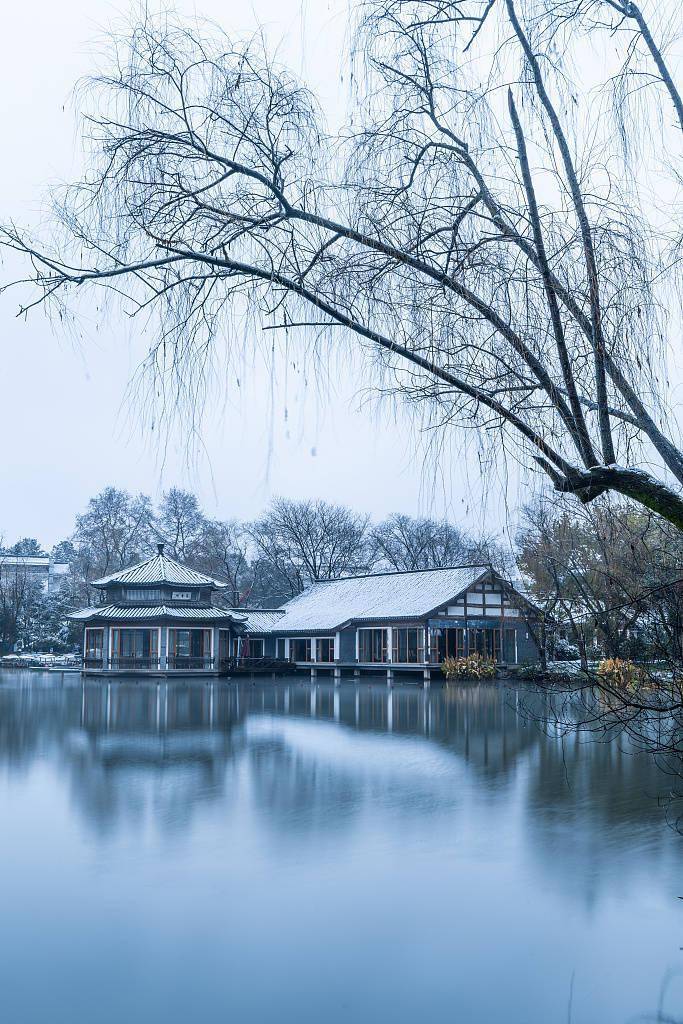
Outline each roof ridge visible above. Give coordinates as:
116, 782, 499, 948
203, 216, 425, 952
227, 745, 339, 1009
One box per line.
311, 563, 490, 584
227, 605, 285, 611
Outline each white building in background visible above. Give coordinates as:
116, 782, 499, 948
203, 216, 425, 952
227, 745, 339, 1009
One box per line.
0, 554, 70, 593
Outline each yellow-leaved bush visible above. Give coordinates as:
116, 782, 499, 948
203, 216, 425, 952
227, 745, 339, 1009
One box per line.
441, 653, 497, 681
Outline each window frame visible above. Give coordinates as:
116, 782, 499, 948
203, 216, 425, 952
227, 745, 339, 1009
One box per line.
110, 627, 160, 663
392, 627, 425, 664
358, 628, 388, 663
84, 628, 104, 660
167, 627, 212, 659
316, 637, 336, 663
290, 638, 312, 662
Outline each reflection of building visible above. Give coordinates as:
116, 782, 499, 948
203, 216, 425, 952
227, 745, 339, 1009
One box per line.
238, 565, 540, 679
70, 544, 246, 675
0, 554, 69, 593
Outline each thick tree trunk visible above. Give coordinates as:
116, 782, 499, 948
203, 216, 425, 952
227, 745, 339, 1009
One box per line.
547, 465, 683, 532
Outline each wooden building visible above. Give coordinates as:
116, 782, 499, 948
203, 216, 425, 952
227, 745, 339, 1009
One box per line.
236, 565, 540, 682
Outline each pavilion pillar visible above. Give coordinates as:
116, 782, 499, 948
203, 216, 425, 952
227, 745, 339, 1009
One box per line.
159, 626, 168, 673
386, 626, 393, 687
212, 626, 220, 671
101, 626, 110, 672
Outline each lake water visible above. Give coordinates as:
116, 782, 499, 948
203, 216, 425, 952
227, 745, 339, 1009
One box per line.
0, 670, 681, 1023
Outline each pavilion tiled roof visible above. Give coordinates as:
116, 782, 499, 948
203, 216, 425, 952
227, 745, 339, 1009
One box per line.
91, 549, 228, 589
232, 608, 286, 633
272, 565, 492, 633
70, 605, 246, 622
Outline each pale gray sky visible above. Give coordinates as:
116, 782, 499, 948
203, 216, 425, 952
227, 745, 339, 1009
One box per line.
0, 0, 527, 548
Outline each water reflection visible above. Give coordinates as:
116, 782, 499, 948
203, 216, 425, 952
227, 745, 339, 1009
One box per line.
0, 671, 681, 1024
0, 673, 677, 852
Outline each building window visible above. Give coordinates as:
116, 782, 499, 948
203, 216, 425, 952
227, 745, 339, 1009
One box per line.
317, 637, 335, 662
276, 638, 286, 659
290, 638, 312, 662
84, 628, 104, 664
503, 628, 518, 664
430, 627, 466, 663
246, 637, 264, 658
218, 629, 231, 662
358, 628, 387, 663
468, 628, 501, 661
110, 628, 159, 667
167, 628, 212, 667
392, 628, 424, 663
125, 588, 161, 602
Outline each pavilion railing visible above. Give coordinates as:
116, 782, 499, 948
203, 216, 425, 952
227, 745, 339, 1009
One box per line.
83, 657, 104, 670
107, 656, 161, 671
166, 655, 215, 671
219, 656, 298, 674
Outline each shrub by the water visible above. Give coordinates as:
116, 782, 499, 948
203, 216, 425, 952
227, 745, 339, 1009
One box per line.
441, 653, 497, 681
597, 658, 645, 690
552, 638, 580, 661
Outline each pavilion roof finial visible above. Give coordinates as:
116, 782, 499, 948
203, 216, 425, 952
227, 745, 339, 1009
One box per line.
157, 542, 165, 555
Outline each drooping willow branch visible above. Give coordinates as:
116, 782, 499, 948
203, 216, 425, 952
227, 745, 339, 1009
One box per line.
3, 1, 683, 527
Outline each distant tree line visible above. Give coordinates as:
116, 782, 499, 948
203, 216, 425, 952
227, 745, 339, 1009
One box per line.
57, 486, 505, 605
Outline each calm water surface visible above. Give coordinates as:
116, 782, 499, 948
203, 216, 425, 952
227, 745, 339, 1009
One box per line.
0, 670, 681, 1023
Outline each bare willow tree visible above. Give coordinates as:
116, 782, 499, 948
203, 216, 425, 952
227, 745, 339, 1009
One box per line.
3, 1, 683, 528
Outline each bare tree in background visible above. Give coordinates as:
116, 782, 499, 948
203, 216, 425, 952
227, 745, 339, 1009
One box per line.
193, 518, 252, 605
71, 486, 155, 598
4, 2, 683, 525
155, 487, 206, 560
249, 497, 371, 598
370, 512, 503, 570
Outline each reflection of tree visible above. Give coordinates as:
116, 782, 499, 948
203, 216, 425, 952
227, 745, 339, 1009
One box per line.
521, 723, 678, 904
0, 675, 82, 771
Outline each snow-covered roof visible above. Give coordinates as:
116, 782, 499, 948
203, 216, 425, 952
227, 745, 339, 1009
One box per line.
234, 608, 286, 633
0, 556, 50, 567
70, 605, 245, 622
91, 548, 228, 590
273, 565, 492, 633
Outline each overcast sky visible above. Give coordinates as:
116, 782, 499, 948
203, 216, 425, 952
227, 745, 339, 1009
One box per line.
0, 0, 529, 549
